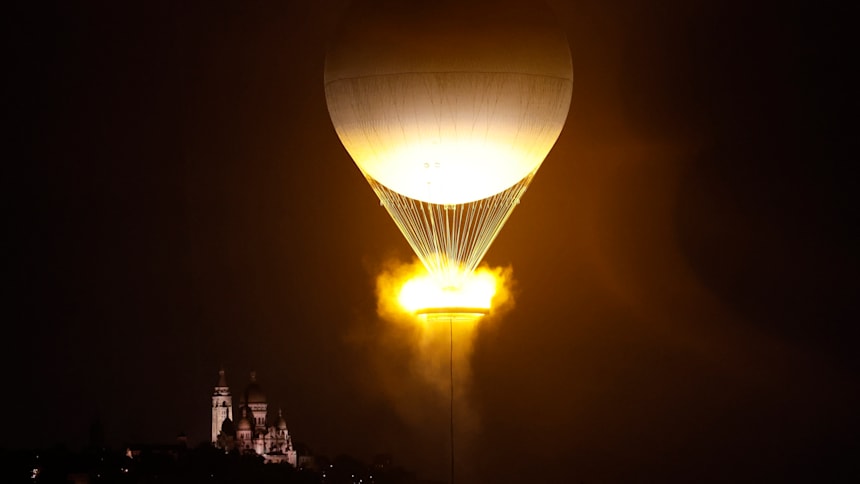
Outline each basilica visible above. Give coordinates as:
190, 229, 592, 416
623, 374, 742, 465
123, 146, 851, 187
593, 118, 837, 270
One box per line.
211, 369, 297, 465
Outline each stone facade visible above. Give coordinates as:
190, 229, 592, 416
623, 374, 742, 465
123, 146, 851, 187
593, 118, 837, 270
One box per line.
211, 369, 297, 466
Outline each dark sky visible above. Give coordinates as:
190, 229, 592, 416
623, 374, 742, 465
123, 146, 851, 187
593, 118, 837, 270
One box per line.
7, 0, 856, 482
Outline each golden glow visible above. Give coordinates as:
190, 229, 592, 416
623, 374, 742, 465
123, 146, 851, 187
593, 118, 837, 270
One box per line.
371, 259, 515, 423
375, 259, 514, 325
398, 269, 497, 319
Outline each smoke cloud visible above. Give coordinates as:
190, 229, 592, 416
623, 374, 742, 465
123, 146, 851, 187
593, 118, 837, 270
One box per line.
357, 258, 515, 474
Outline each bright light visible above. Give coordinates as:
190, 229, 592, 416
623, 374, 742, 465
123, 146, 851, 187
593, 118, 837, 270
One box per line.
343, 130, 551, 205
398, 269, 497, 320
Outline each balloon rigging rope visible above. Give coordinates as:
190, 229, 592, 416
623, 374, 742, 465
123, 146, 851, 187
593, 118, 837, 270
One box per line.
370, 174, 533, 286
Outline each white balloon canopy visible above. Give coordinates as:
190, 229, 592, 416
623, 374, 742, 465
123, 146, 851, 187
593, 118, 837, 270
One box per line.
325, 0, 573, 286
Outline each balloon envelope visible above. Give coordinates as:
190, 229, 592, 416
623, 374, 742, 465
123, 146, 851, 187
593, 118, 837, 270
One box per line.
325, 0, 573, 205
325, 0, 573, 287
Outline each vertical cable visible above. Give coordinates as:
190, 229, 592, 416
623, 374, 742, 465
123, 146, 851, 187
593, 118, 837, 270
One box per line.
450, 315, 455, 484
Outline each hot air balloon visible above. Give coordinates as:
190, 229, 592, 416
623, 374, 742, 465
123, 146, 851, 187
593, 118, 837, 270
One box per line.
325, 0, 573, 293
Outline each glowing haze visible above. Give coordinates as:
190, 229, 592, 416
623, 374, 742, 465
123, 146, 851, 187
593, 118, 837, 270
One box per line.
377, 259, 514, 324
369, 258, 516, 447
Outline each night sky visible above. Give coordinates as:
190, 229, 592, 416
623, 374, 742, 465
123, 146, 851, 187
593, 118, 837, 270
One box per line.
7, 1, 856, 482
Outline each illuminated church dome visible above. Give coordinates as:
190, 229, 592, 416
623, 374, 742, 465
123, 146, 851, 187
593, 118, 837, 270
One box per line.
244, 371, 266, 404
237, 408, 253, 431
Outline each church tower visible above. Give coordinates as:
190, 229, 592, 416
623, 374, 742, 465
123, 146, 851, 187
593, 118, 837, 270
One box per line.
211, 368, 233, 444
